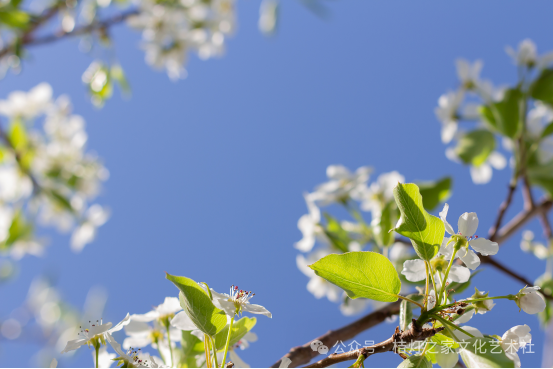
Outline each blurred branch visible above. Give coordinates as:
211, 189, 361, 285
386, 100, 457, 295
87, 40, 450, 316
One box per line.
303, 324, 444, 368
488, 182, 517, 240
270, 301, 401, 368
0, 8, 139, 58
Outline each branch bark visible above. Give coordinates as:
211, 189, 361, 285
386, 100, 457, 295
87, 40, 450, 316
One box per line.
270, 301, 401, 368
488, 182, 517, 241
0, 9, 139, 58
304, 324, 444, 368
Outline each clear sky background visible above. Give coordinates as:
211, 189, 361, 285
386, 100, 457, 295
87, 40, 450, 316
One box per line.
1, 1, 553, 367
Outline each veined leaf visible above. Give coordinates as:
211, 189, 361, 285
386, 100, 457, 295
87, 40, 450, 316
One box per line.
455, 130, 495, 167
531, 68, 553, 106
392, 183, 445, 261
309, 251, 401, 302
372, 200, 396, 247
479, 89, 522, 138
417, 177, 452, 211
166, 273, 227, 337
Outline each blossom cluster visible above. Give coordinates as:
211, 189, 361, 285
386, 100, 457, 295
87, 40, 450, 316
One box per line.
59, 281, 272, 368
0, 83, 109, 260
435, 39, 553, 184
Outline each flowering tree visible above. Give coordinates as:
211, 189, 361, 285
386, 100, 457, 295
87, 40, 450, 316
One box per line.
1, 1, 553, 367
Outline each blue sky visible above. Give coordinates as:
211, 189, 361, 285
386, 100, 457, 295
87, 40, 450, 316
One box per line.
1, 0, 553, 367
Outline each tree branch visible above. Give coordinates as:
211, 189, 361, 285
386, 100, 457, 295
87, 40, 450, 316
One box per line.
490, 198, 553, 245
270, 301, 401, 368
0, 8, 139, 58
304, 324, 444, 368
488, 182, 517, 240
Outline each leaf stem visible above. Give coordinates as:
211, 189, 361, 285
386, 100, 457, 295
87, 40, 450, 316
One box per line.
396, 295, 424, 309
211, 335, 219, 368
438, 248, 458, 303
221, 316, 235, 368
431, 314, 474, 339
204, 334, 212, 368
166, 325, 174, 367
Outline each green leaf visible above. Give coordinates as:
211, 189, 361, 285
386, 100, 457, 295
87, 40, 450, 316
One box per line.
455, 130, 496, 167
0, 8, 30, 28
181, 330, 202, 358
372, 200, 396, 247
111, 64, 131, 96
9, 118, 28, 151
459, 337, 515, 368
527, 160, 553, 196
541, 121, 553, 139
309, 251, 401, 302
4, 210, 31, 248
212, 317, 257, 351
431, 333, 459, 349
323, 213, 350, 253
398, 355, 432, 368
392, 183, 445, 261
479, 89, 522, 138
531, 68, 553, 106
166, 273, 227, 337
48, 190, 73, 213
417, 177, 453, 211
399, 298, 413, 331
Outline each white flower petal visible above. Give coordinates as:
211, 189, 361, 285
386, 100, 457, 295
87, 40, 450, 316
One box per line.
448, 265, 470, 283
439, 203, 455, 235
108, 313, 131, 333
456, 326, 483, 341
469, 238, 498, 256
130, 311, 158, 322
458, 248, 480, 270
454, 308, 475, 324
61, 338, 87, 353
170, 311, 198, 331
488, 151, 507, 170
470, 163, 493, 184
458, 212, 478, 237
401, 259, 427, 282
243, 303, 272, 318
439, 237, 454, 259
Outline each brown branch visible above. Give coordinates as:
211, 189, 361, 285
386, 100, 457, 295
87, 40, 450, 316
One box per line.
270, 301, 401, 368
0, 9, 139, 58
224, 361, 234, 368
490, 198, 553, 245
488, 182, 517, 241
304, 323, 444, 368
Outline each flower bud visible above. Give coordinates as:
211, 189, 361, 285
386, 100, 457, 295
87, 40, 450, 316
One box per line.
515, 286, 546, 314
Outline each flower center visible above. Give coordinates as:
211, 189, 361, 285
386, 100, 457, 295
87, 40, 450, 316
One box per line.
229, 285, 255, 309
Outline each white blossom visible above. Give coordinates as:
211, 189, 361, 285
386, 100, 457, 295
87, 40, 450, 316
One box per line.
359, 171, 404, 214
501, 325, 532, 368
296, 248, 341, 303
506, 39, 553, 69
61, 313, 131, 354
439, 204, 499, 269
435, 90, 464, 144
515, 286, 546, 314
311, 165, 372, 206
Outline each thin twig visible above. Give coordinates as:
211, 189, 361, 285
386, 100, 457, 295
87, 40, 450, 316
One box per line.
270, 301, 401, 368
491, 198, 553, 245
304, 324, 444, 368
488, 183, 517, 240
0, 9, 139, 58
